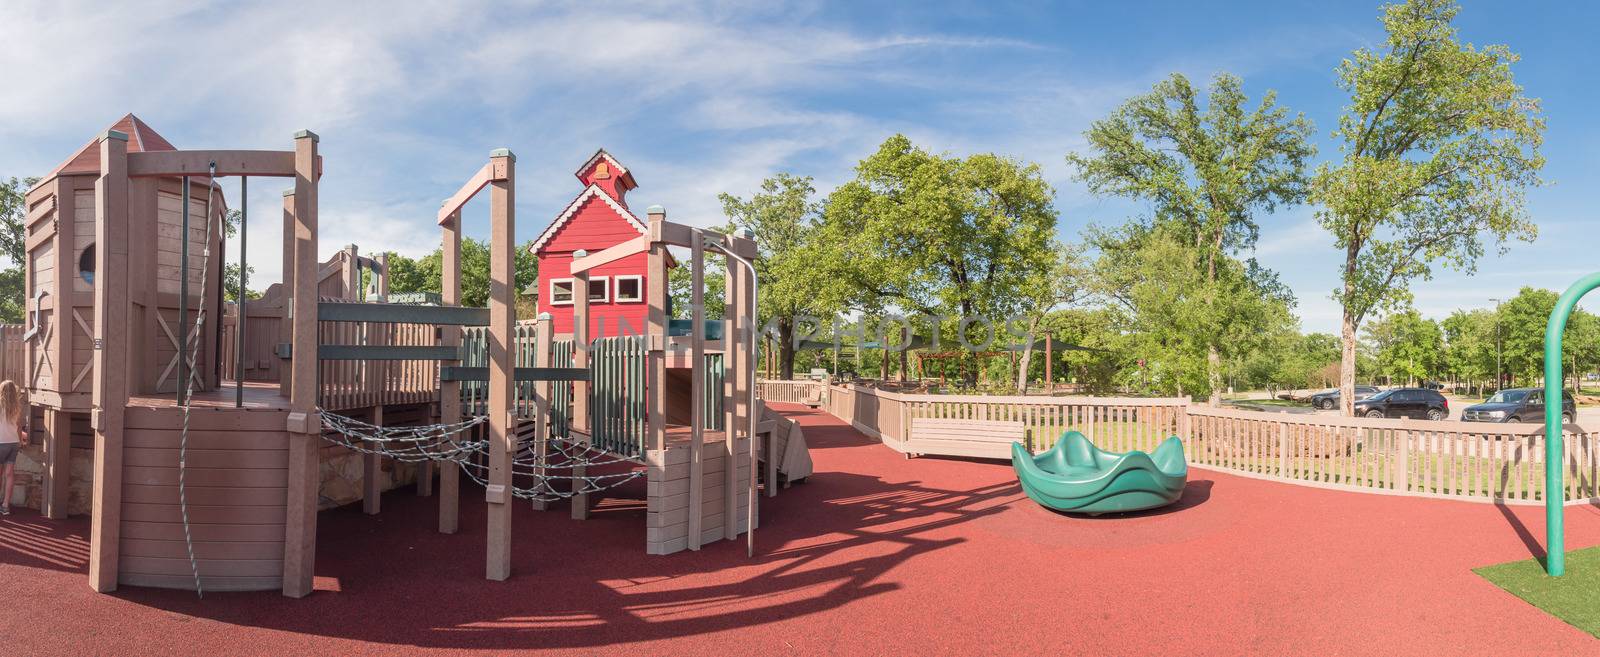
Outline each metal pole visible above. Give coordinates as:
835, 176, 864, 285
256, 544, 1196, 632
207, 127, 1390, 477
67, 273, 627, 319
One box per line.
179, 176, 190, 405
236, 176, 247, 407
1542, 271, 1600, 576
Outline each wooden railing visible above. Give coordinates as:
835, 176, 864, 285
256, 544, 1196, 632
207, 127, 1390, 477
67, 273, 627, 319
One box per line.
317, 298, 439, 411
762, 379, 1600, 506
0, 324, 24, 385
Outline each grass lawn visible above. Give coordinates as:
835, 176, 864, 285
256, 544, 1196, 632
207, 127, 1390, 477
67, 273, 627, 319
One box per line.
1474, 546, 1600, 637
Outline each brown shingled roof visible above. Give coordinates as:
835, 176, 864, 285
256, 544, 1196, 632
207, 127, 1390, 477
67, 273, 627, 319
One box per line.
39, 114, 177, 183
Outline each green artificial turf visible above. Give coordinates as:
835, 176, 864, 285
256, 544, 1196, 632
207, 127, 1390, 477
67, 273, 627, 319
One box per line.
1474, 546, 1600, 637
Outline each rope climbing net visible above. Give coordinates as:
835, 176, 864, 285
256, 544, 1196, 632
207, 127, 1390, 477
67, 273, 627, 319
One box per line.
318, 408, 645, 503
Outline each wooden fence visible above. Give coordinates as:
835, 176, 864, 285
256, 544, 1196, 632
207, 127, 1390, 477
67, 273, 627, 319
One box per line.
316, 298, 439, 411
760, 379, 1600, 506
0, 324, 24, 385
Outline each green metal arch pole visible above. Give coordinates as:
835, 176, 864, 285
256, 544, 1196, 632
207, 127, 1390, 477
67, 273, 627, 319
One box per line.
1543, 271, 1600, 576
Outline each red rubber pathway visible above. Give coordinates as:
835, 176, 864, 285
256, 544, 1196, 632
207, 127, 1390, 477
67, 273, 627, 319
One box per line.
4, 404, 1599, 655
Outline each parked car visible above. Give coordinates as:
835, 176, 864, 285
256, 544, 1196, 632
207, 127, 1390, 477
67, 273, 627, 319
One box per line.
1461, 388, 1575, 424
1310, 386, 1380, 410
1352, 388, 1449, 420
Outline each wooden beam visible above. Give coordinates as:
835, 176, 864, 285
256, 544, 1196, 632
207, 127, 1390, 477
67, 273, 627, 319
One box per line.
279, 191, 294, 397
50, 176, 73, 403
570, 248, 591, 521
485, 149, 516, 581
42, 408, 70, 519
438, 209, 462, 532
318, 302, 489, 325
723, 246, 741, 540
568, 234, 649, 275
364, 405, 383, 515
127, 150, 297, 178
688, 227, 706, 550
530, 313, 553, 512
89, 130, 130, 592
282, 130, 320, 599
436, 162, 494, 225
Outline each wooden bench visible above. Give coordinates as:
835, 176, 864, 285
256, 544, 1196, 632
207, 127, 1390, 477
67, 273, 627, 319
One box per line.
903, 418, 1026, 460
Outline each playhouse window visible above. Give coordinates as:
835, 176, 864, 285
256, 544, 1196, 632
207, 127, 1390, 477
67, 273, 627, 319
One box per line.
588, 276, 610, 303
78, 245, 95, 285
614, 275, 643, 303
550, 278, 574, 305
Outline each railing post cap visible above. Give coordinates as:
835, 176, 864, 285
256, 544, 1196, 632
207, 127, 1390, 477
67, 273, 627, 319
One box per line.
573, 249, 588, 258
294, 129, 319, 142
282, 189, 295, 197
734, 227, 755, 240
490, 148, 515, 162
537, 312, 553, 320
103, 129, 129, 142
646, 204, 665, 216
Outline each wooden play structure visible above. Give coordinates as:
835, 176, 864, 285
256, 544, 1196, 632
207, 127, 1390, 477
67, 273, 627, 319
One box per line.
18, 116, 809, 597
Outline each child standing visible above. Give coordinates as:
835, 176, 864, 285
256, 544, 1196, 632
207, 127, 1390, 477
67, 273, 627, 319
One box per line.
0, 380, 25, 516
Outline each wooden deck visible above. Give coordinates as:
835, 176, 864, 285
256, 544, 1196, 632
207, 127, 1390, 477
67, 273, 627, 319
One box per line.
127, 380, 290, 410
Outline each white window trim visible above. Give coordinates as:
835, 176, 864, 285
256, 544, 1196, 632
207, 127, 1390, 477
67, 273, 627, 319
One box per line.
587, 275, 611, 303
614, 274, 644, 303
549, 278, 575, 306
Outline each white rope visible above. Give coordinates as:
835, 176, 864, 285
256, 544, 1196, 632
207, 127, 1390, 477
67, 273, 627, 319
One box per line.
176, 166, 219, 599
317, 407, 644, 503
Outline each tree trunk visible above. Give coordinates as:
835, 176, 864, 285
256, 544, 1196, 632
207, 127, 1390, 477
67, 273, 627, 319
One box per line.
1015, 316, 1039, 395
1207, 343, 1222, 406
778, 317, 796, 380
899, 324, 910, 383
1340, 310, 1359, 417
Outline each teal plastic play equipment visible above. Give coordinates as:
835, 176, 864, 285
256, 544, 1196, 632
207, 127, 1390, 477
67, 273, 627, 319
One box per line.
1011, 431, 1188, 513
1542, 271, 1600, 576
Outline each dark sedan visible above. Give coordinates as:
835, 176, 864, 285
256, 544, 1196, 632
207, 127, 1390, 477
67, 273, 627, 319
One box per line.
1310, 385, 1380, 410
1461, 388, 1575, 424
1352, 388, 1449, 420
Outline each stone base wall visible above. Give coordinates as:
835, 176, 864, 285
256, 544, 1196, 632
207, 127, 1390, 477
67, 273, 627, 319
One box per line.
317, 444, 422, 510
9, 444, 94, 515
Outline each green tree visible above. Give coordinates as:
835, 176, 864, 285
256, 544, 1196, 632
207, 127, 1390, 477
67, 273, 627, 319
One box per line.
816, 135, 1060, 386
668, 256, 725, 320
0, 177, 41, 323
719, 174, 827, 379
1087, 220, 1297, 398
1364, 306, 1442, 386
220, 210, 259, 302
1441, 308, 1496, 393
380, 239, 537, 309
1068, 72, 1313, 403
1313, 0, 1545, 414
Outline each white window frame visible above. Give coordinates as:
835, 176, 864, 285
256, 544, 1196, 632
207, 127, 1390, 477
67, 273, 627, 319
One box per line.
613, 274, 643, 303
587, 275, 610, 303
549, 278, 575, 306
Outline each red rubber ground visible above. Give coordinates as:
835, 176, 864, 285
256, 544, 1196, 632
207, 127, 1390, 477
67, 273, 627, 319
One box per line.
4, 404, 1598, 655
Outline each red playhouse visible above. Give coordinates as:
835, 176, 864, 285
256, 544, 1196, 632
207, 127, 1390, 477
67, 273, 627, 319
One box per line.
531, 149, 665, 337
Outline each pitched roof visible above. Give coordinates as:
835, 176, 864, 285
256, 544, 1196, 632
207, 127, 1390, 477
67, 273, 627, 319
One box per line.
530, 183, 648, 254
574, 148, 637, 189
39, 114, 177, 183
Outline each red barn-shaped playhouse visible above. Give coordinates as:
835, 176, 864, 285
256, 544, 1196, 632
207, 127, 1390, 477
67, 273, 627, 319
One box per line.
531, 149, 667, 337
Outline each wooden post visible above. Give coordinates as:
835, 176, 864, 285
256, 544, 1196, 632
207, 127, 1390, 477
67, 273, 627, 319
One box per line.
1045, 333, 1053, 394
688, 229, 705, 549
282, 130, 320, 599
50, 176, 72, 402
530, 312, 553, 511
724, 236, 744, 540
1394, 429, 1410, 492
279, 190, 295, 397
342, 244, 359, 300
484, 149, 516, 581
88, 130, 129, 593
42, 408, 70, 519
437, 208, 462, 527
570, 248, 591, 521
363, 404, 383, 515
646, 210, 667, 457
1277, 422, 1290, 477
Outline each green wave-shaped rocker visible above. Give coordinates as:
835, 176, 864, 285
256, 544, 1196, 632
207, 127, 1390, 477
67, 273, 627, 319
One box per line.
1011, 431, 1187, 514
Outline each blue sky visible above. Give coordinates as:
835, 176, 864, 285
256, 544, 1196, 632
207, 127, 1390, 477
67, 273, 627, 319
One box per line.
3, 0, 1596, 333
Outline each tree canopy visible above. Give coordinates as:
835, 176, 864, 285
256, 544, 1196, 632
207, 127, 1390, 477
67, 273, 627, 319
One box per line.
1314, 0, 1545, 412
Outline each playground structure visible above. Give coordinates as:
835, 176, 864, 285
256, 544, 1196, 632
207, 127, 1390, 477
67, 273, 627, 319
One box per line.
15, 116, 809, 597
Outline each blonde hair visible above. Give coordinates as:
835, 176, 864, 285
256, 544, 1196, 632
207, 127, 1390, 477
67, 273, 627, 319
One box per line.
0, 381, 23, 423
